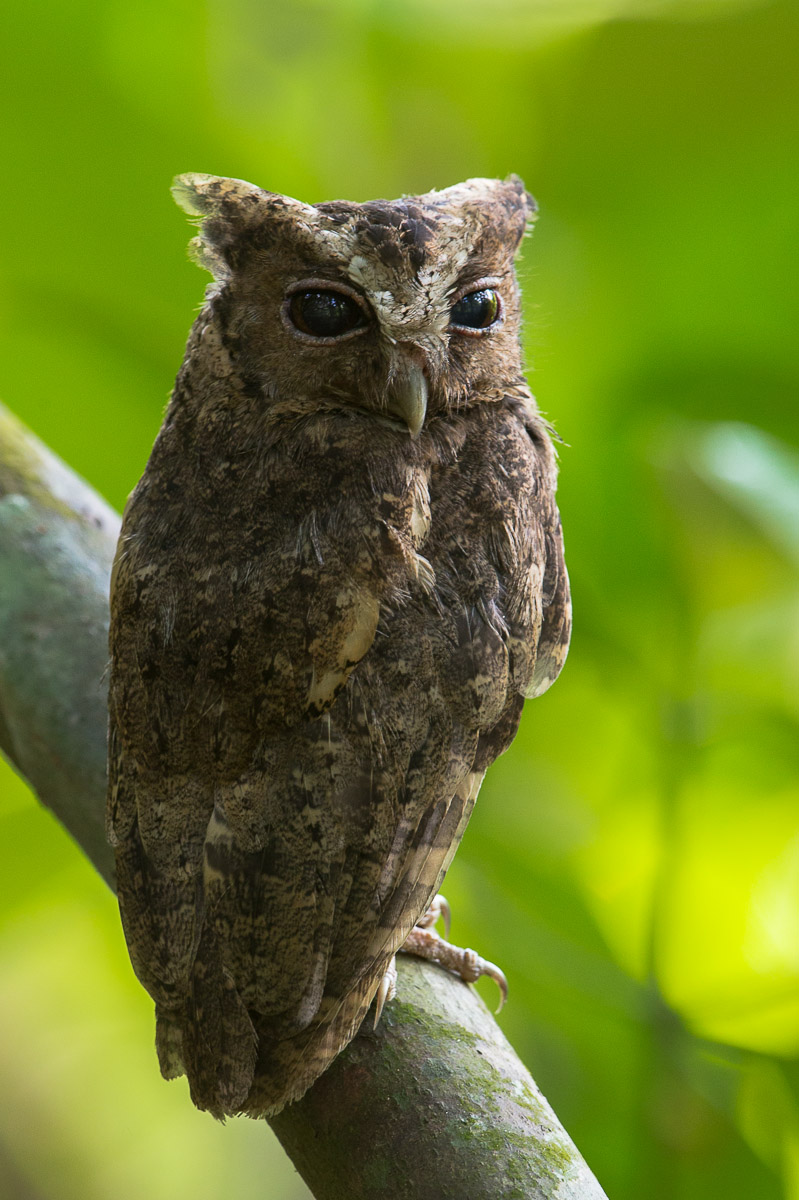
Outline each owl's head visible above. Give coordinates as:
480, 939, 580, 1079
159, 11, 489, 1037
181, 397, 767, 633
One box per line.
173, 173, 536, 437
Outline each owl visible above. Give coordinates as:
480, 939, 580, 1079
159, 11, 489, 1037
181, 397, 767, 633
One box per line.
106, 173, 571, 1119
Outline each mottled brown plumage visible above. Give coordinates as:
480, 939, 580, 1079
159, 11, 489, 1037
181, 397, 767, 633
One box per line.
107, 173, 571, 1118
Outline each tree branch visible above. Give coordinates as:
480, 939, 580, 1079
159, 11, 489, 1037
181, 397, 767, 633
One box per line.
0, 401, 608, 1200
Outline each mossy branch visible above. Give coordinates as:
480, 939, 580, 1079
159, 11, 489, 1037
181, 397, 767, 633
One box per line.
0, 401, 608, 1200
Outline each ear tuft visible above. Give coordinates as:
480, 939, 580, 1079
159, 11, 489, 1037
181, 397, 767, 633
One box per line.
171, 173, 264, 218
503, 175, 539, 249
503, 174, 538, 224
170, 174, 266, 279
170, 174, 324, 280
423, 176, 538, 253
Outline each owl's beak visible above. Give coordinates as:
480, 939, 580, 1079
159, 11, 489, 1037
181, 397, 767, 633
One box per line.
385, 362, 428, 438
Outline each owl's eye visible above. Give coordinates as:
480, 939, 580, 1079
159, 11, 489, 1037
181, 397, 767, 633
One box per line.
449, 288, 500, 332
288, 289, 367, 339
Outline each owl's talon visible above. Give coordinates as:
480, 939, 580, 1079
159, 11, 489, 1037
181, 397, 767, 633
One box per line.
461, 951, 508, 1014
373, 956, 397, 1027
400, 916, 508, 1013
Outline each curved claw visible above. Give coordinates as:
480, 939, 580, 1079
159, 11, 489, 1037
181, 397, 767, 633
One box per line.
456, 948, 508, 1013
478, 957, 508, 1014
373, 956, 398, 1027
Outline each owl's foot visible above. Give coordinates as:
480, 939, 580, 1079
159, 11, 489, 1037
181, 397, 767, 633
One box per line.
400, 894, 508, 1013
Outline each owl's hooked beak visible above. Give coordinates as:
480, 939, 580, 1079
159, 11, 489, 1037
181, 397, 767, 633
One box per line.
385, 361, 428, 438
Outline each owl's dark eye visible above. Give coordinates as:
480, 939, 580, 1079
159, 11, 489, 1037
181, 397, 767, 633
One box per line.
288, 289, 367, 339
449, 288, 500, 331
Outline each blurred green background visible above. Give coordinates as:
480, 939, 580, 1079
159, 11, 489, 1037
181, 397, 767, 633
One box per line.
1, 0, 797, 1196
